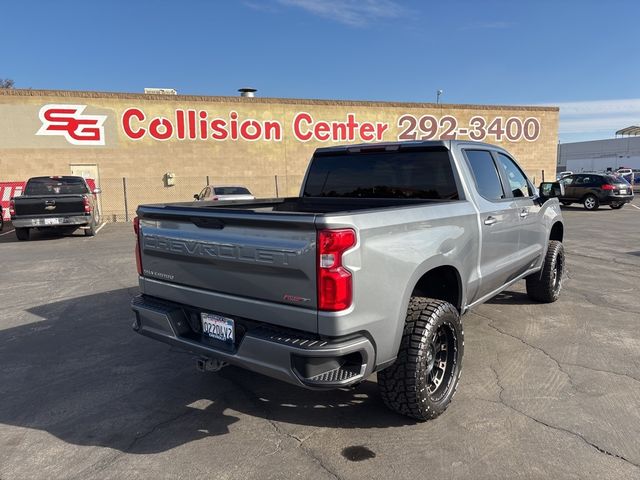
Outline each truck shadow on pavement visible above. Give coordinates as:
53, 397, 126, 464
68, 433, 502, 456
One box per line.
1, 288, 415, 455
486, 290, 532, 305
0, 227, 86, 244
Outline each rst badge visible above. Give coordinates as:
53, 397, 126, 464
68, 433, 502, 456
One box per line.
36, 104, 107, 146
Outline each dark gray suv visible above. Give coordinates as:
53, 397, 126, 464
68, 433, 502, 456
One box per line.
559, 173, 634, 210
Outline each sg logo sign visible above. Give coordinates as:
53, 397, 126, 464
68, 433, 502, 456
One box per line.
36, 104, 107, 146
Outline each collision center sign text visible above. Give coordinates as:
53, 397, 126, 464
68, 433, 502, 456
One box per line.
121, 108, 390, 143
36, 104, 543, 146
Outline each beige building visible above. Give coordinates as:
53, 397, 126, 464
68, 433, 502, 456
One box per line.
0, 89, 558, 221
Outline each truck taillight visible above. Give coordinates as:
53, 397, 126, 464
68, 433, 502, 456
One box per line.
9, 199, 15, 217
317, 229, 356, 311
601, 184, 614, 191
83, 195, 92, 213
133, 216, 142, 276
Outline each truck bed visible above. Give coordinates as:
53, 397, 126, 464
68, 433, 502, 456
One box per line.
142, 196, 453, 216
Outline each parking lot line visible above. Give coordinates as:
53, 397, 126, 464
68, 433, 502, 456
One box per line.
630, 204, 640, 210
94, 222, 107, 235
0, 229, 15, 237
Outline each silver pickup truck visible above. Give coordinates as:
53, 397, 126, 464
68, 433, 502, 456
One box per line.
131, 140, 565, 420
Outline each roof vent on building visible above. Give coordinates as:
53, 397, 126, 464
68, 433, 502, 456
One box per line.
144, 88, 178, 95
238, 88, 257, 98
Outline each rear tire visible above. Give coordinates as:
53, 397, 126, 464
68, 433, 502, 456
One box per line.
526, 240, 565, 303
610, 202, 624, 209
84, 217, 97, 236
583, 194, 599, 210
378, 297, 463, 421
15, 228, 30, 241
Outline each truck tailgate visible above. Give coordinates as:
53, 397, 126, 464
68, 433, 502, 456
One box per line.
138, 206, 319, 311
14, 195, 86, 216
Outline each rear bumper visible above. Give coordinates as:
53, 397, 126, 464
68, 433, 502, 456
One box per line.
602, 194, 634, 204
131, 294, 376, 389
11, 215, 90, 228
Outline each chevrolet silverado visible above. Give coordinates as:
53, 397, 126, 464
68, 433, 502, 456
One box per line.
131, 140, 565, 420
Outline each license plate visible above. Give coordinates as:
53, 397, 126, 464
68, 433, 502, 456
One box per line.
201, 313, 234, 343
619, 189, 627, 194
44, 217, 61, 225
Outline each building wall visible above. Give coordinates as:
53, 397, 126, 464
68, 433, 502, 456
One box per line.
0, 89, 559, 220
558, 137, 640, 173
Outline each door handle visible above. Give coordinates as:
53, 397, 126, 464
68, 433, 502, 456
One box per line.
519, 209, 529, 218
484, 216, 498, 226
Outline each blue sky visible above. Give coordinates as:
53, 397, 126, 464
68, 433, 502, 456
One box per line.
1, 0, 639, 143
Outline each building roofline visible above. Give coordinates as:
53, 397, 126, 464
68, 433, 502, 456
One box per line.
0, 88, 559, 112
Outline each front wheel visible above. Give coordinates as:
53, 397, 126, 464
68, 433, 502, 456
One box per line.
583, 194, 599, 210
378, 297, 463, 421
526, 240, 565, 303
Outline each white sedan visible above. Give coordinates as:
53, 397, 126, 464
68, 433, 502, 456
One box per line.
194, 185, 255, 202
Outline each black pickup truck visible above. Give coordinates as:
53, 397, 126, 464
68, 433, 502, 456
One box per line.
10, 176, 101, 240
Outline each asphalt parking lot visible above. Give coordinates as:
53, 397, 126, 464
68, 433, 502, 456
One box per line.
1, 203, 639, 480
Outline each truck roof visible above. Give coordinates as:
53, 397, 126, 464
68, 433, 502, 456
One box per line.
27, 175, 86, 181
314, 140, 500, 155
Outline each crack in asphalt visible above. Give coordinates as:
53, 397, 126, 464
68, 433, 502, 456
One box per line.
486, 364, 640, 470
567, 250, 640, 272
125, 409, 196, 452
566, 287, 640, 316
475, 310, 640, 385
474, 314, 640, 470
219, 373, 341, 480
68, 409, 196, 480
561, 362, 640, 385
473, 311, 578, 390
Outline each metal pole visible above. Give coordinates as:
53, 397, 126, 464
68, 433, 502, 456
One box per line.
206, 175, 210, 186
275, 175, 279, 198
123, 177, 129, 222
542, 169, 545, 183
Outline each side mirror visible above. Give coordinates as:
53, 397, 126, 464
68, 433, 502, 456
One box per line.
193, 194, 199, 200
539, 182, 564, 202
92, 188, 101, 194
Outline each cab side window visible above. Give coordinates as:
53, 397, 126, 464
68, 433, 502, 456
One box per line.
496, 153, 533, 198
581, 175, 595, 186
464, 150, 505, 201
573, 175, 587, 185
560, 176, 575, 186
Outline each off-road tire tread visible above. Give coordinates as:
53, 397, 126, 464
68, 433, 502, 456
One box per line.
378, 297, 463, 421
526, 240, 564, 303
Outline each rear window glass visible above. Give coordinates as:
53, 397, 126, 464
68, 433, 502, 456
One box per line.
303, 149, 459, 200
24, 177, 89, 195
606, 175, 630, 185
213, 187, 251, 195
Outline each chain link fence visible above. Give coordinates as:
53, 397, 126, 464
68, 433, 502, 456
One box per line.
96, 169, 558, 223
97, 175, 305, 222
